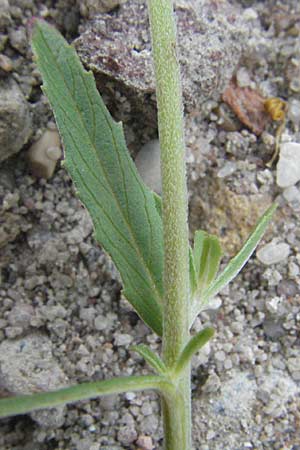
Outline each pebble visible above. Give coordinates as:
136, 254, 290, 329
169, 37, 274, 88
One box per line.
288, 98, 300, 129
27, 128, 62, 179
117, 425, 137, 446
287, 357, 300, 381
114, 333, 133, 346
136, 434, 154, 450
283, 185, 300, 209
276, 142, 300, 188
135, 140, 161, 194
217, 161, 237, 178
256, 242, 290, 265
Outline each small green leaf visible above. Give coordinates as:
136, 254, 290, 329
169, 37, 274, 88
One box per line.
131, 345, 167, 375
174, 328, 214, 375
191, 203, 277, 324
193, 230, 222, 294
32, 21, 164, 335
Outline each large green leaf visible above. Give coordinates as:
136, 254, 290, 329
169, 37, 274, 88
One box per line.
32, 21, 164, 335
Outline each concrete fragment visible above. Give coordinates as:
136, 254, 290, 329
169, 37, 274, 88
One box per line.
276, 142, 300, 187
0, 333, 69, 427
0, 78, 32, 162
27, 127, 62, 179
256, 241, 290, 265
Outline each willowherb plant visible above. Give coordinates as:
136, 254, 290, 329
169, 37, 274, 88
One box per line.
0, 2, 276, 448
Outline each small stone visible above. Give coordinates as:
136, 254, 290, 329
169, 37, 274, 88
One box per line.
236, 67, 252, 88
135, 140, 161, 194
27, 128, 62, 179
9, 26, 27, 54
0, 0, 11, 30
77, 0, 123, 17
263, 319, 285, 339
136, 435, 154, 450
287, 357, 300, 381
141, 402, 152, 416
276, 142, 300, 187
0, 53, 12, 72
0, 78, 32, 162
256, 242, 290, 265
288, 98, 300, 128
283, 185, 300, 209
217, 161, 237, 178
215, 350, 226, 362
7, 303, 35, 329
117, 425, 137, 446
114, 333, 133, 346
2, 191, 19, 210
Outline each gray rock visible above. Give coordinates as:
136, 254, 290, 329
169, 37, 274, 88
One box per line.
0, 78, 31, 162
114, 333, 133, 346
276, 142, 300, 188
0, 0, 11, 30
75, 0, 245, 150
256, 241, 290, 265
263, 319, 285, 339
0, 333, 69, 426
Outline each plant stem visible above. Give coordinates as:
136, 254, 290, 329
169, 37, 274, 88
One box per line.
147, 1, 191, 448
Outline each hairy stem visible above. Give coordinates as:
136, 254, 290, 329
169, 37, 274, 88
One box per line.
147, 1, 191, 448
0, 375, 171, 418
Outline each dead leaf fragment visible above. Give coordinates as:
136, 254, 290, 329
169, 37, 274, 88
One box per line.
222, 79, 271, 135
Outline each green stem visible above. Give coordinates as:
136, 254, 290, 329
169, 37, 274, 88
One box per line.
0, 375, 171, 418
147, 1, 191, 448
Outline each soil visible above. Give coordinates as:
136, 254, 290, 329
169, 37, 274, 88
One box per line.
0, 1, 300, 449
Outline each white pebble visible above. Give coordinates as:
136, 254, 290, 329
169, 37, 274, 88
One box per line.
283, 185, 300, 210
288, 99, 300, 128
135, 140, 161, 194
256, 242, 290, 265
276, 142, 300, 187
217, 161, 237, 178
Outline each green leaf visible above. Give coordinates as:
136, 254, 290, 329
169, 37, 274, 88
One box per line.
0, 375, 169, 418
174, 328, 214, 375
32, 20, 164, 335
193, 230, 222, 294
131, 344, 167, 375
191, 203, 277, 324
